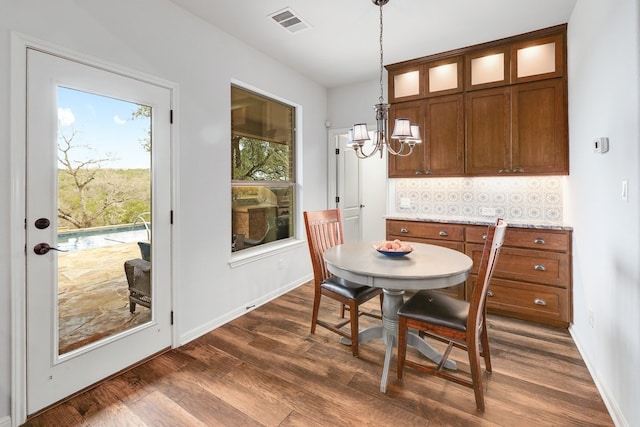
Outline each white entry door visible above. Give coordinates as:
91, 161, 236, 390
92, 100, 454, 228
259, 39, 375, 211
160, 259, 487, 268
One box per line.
26, 48, 173, 414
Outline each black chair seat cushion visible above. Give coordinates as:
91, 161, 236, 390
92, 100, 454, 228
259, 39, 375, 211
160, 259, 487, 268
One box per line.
398, 290, 469, 332
321, 276, 381, 302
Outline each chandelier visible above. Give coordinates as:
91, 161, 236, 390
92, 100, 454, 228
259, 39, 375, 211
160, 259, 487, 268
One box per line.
349, 0, 422, 159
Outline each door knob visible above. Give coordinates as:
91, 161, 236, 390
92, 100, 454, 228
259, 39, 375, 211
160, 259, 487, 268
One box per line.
33, 242, 68, 255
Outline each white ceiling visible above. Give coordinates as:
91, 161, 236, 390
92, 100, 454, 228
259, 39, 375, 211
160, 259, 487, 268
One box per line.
167, 0, 577, 88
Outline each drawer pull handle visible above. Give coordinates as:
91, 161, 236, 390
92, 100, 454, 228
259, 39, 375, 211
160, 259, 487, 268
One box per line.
400, 227, 409, 233
534, 264, 546, 271
482, 234, 487, 240
487, 290, 494, 297
438, 230, 448, 237
533, 238, 546, 245
534, 298, 547, 306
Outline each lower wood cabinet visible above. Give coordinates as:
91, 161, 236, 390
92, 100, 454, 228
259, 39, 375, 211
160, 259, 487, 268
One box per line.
387, 219, 573, 328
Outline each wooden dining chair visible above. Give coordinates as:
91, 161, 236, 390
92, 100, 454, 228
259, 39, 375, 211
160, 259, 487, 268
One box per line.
396, 218, 507, 411
303, 209, 383, 357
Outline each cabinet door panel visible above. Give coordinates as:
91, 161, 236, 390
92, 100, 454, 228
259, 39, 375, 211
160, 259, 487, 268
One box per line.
467, 244, 570, 287
465, 87, 511, 174
512, 79, 568, 174
388, 101, 425, 177
425, 94, 464, 175
387, 220, 464, 242
467, 275, 569, 327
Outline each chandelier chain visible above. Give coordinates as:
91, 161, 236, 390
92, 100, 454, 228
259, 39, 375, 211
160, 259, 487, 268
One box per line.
378, 2, 384, 104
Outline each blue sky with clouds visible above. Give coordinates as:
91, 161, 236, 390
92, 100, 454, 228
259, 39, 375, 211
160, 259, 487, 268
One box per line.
57, 86, 151, 169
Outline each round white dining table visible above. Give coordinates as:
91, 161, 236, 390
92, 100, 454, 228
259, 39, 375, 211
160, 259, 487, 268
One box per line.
323, 241, 473, 393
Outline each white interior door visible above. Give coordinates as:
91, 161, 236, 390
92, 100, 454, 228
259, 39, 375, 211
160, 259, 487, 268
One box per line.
328, 128, 388, 243
26, 48, 172, 414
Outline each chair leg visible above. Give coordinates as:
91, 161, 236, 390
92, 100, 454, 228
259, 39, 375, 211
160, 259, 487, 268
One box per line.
379, 293, 384, 315
349, 301, 359, 357
397, 316, 408, 379
311, 292, 321, 334
468, 336, 485, 411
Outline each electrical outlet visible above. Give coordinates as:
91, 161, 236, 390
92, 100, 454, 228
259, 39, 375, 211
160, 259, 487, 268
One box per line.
479, 207, 497, 216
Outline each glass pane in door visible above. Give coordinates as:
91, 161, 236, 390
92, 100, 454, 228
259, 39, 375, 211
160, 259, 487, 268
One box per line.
56, 87, 152, 355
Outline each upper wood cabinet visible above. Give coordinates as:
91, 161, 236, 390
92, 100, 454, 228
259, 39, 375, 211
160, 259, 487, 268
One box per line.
388, 100, 426, 176
389, 94, 464, 177
511, 33, 565, 84
388, 64, 424, 103
465, 46, 510, 90
388, 57, 463, 102
466, 79, 567, 175
425, 57, 463, 97
386, 24, 568, 177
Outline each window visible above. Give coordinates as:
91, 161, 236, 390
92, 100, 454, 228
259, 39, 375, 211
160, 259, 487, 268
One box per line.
231, 85, 296, 251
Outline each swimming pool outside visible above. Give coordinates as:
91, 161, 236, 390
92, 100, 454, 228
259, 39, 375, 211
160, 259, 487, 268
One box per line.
58, 225, 149, 252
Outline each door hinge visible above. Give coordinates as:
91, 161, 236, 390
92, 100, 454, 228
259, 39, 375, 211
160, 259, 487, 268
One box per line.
170, 109, 174, 124
170, 311, 174, 325
335, 196, 340, 203
335, 148, 339, 155
170, 210, 174, 224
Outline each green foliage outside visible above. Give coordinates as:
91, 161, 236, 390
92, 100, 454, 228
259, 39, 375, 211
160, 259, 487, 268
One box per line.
57, 168, 150, 231
232, 137, 290, 181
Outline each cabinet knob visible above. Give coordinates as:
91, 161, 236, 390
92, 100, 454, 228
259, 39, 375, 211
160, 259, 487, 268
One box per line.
438, 230, 448, 237
534, 298, 547, 306
534, 264, 547, 271
533, 238, 546, 245
498, 168, 509, 173
514, 167, 525, 173
481, 234, 487, 240
487, 290, 494, 297
400, 227, 409, 233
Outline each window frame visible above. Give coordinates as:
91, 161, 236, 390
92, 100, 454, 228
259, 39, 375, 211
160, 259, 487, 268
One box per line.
229, 82, 302, 263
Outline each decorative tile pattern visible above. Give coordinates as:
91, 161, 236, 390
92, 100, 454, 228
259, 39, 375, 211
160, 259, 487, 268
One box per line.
391, 176, 565, 225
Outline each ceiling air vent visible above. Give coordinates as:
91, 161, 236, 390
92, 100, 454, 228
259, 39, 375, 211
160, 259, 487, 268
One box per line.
269, 8, 310, 34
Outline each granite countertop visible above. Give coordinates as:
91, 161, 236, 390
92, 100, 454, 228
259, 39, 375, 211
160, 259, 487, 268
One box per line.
385, 214, 573, 231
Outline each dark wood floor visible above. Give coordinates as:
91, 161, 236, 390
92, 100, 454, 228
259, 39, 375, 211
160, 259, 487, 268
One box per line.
24, 281, 613, 427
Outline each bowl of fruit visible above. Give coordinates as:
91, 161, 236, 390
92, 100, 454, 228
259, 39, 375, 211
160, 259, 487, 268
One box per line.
373, 239, 414, 257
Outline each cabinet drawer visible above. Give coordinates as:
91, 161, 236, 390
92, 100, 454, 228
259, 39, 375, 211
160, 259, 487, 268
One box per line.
466, 244, 570, 287
387, 220, 464, 242
466, 226, 571, 252
468, 276, 570, 327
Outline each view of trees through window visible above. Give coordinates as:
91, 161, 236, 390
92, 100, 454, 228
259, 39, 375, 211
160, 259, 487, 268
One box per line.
231, 85, 296, 251
57, 87, 151, 232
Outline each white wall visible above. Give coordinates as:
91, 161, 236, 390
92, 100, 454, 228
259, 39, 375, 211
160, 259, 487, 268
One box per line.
567, 0, 640, 426
1, 0, 327, 423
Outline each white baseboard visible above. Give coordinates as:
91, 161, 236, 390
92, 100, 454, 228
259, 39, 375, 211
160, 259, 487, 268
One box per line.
178, 276, 311, 346
569, 325, 628, 427
0, 415, 12, 427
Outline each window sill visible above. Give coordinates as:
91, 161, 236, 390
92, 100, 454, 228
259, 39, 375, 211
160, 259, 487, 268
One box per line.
228, 238, 306, 268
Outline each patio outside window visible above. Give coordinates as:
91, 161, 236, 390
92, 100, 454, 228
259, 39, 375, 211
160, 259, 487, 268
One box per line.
231, 85, 296, 251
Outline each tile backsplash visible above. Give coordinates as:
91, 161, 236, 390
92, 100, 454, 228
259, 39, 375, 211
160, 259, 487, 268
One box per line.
389, 176, 566, 225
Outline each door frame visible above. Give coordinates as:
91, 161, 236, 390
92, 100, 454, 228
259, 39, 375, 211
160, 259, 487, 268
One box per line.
9, 32, 180, 426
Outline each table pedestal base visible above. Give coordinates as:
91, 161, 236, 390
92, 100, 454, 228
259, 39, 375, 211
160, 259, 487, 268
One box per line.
341, 288, 456, 392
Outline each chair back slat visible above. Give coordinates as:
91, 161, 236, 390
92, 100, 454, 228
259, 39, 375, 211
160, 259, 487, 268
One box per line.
468, 219, 507, 332
304, 209, 344, 286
